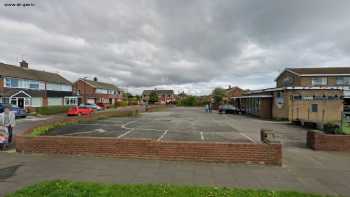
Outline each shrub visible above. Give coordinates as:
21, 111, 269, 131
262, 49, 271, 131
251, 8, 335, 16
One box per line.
115, 101, 128, 107
36, 106, 70, 115
128, 100, 139, 105
31, 121, 76, 136
30, 110, 139, 136
323, 123, 340, 134
177, 96, 207, 107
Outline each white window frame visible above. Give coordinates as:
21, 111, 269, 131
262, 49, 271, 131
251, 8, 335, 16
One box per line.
336, 76, 350, 85
47, 83, 72, 92
311, 77, 327, 86
4, 77, 45, 90
64, 96, 78, 106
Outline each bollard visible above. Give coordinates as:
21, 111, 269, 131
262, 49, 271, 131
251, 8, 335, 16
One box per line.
260, 129, 280, 144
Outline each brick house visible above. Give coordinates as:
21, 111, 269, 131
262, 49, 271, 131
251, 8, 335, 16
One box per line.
142, 89, 175, 104
0, 61, 77, 111
73, 78, 122, 106
233, 67, 350, 127
223, 86, 245, 103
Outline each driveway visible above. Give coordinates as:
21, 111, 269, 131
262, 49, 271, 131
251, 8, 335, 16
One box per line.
1, 107, 350, 196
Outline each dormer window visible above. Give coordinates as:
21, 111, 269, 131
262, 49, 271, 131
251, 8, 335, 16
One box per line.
311, 77, 327, 86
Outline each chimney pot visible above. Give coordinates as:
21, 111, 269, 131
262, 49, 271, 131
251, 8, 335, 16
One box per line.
20, 60, 28, 69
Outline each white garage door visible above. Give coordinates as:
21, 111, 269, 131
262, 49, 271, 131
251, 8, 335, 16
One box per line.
87, 99, 95, 104
31, 97, 43, 107
48, 97, 62, 106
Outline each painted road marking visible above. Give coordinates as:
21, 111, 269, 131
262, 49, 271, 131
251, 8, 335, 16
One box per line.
157, 130, 168, 141
200, 131, 205, 141
239, 132, 256, 143
64, 130, 97, 136
117, 129, 134, 139
121, 120, 138, 130
95, 128, 107, 133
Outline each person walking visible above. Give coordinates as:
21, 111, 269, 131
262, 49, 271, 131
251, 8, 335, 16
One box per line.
1, 106, 16, 144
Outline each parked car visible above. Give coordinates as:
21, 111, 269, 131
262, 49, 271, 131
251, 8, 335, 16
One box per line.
218, 104, 238, 114
0, 104, 27, 118
96, 103, 108, 110
81, 103, 103, 111
67, 106, 94, 116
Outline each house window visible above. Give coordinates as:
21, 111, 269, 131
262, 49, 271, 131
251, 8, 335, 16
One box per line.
336, 77, 350, 85
5, 77, 44, 90
11, 98, 17, 106
47, 83, 72, 91
29, 83, 39, 89
9, 78, 19, 87
64, 97, 78, 105
2, 98, 9, 104
312, 77, 327, 86
311, 104, 318, 112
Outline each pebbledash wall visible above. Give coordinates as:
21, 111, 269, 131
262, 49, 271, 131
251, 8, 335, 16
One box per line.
307, 130, 350, 151
16, 135, 282, 166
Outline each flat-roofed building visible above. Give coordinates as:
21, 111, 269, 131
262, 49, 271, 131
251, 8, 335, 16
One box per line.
233, 67, 350, 127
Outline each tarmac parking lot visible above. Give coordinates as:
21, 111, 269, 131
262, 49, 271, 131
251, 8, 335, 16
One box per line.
49, 107, 255, 143
49, 107, 307, 146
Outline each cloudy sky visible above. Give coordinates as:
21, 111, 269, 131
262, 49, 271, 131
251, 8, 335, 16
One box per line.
1, 0, 350, 95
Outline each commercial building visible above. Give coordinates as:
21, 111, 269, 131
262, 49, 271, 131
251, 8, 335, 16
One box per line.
73, 77, 122, 107
233, 67, 350, 127
0, 61, 77, 110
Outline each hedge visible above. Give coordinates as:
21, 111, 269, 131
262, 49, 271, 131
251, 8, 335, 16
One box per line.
30, 110, 139, 136
36, 106, 71, 115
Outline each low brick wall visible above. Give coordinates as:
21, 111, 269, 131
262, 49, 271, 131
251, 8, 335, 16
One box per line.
16, 135, 282, 165
307, 130, 350, 151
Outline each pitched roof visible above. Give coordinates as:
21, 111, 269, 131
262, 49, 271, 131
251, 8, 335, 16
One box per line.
288, 67, 350, 75
275, 67, 350, 81
81, 79, 120, 91
0, 63, 71, 85
142, 90, 174, 96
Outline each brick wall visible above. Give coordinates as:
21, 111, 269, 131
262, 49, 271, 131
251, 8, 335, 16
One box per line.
0, 77, 4, 92
16, 135, 282, 165
307, 130, 350, 151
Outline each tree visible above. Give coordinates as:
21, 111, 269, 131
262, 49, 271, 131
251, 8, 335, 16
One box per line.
212, 88, 226, 105
180, 96, 197, 106
148, 91, 159, 104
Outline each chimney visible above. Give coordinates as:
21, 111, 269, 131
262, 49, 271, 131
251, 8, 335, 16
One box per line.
93, 77, 98, 82
19, 60, 28, 69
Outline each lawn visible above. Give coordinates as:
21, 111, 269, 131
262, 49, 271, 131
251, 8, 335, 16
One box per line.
6, 180, 336, 197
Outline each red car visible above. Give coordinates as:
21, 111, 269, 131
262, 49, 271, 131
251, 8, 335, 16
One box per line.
96, 103, 108, 110
67, 106, 94, 116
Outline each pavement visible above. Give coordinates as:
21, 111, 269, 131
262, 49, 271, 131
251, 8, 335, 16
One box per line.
1, 107, 350, 196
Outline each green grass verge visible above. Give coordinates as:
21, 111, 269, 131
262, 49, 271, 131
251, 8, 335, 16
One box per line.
6, 180, 336, 197
30, 121, 77, 137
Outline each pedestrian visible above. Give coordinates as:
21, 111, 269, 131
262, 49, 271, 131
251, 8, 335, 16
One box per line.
1, 106, 16, 144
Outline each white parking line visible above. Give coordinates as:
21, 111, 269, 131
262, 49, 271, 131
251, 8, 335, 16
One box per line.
121, 120, 138, 130
200, 131, 205, 141
157, 130, 168, 141
64, 130, 97, 136
239, 132, 256, 143
117, 129, 134, 139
